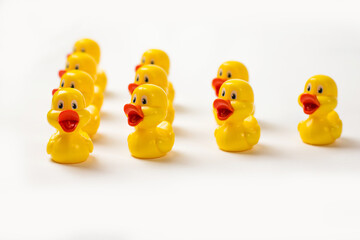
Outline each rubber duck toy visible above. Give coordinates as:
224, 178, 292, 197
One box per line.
124, 84, 175, 159
135, 49, 174, 102
47, 88, 93, 164
53, 70, 100, 137
212, 61, 250, 125
298, 75, 342, 145
128, 65, 175, 123
70, 38, 107, 93
213, 79, 260, 152
212, 61, 249, 96
59, 52, 104, 110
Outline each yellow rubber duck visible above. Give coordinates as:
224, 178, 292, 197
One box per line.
212, 61, 250, 125
71, 38, 107, 92
59, 52, 104, 110
212, 61, 249, 96
213, 79, 260, 152
53, 70, 100, 138
128, 64, 175, 123
298, 75, 342, 145
124, 84, 175, 159
47, 88, 93, 164
135, 49, 175, 102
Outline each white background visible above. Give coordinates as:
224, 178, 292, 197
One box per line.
1, 0, 360, 239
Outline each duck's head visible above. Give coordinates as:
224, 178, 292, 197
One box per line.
59, 52, 97, 79
53, 70, 94, 107
128, 65, 168, 94
69, 38, 101, 64
213, 79, 254, 122
124, 84, 167, 128
212, 61, 249, 96
298, 75, 338, 116
135, 49, 170, 74
48, 88, 90, 134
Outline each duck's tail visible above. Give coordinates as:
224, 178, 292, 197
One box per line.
243, 115, 261, 146
92, 85, 104, 110
328, 110, 342, 139
96, 69, 107, 93
156, 121, 175, 153
167, 81, 175, 103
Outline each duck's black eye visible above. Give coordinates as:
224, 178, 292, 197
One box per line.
231, 92, 237, 100
227, 72, 232, 78
142, 58, 145, 63
71, 100, 77, 109
221, 89, 225, 97
318, 86, 323, 94
66, 63, 69, 69
58, 100, 64, 109
150, 60, 154, 64
81, 48, 85, 52
75, 64, 79, 70
73, 48, 76, 52
136, 75, 139, 82
144, 76, 149, 83
219, 69, 222, 76
132, 96, 136, 103
142, 97, 147, 104
61, 81, 64, 87
70, 82, 75, 88
307, 84, 311, 91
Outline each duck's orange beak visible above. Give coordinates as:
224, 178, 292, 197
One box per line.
213, 99, 234, 121
135, 64, 143, 72
300, 93, 320, 115
52, 88, 58, 95
124, 104, 144, 126
66, 53, 71, 58
212, 78, 227, 96
58, 110, 79, 132
128, 83, 139, 94
59, 70, 66, 78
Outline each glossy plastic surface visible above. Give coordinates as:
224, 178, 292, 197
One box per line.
129, 65, 175, 123
124, 84, 175, 159
60, 52, 104, 110
55, 70, 100, 137
213, 79, 260, 152
298, 75, 342, 145
136, 49, 173, 101
47, 89, 93, 164
71, 38, 107, 92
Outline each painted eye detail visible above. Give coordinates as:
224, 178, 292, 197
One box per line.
141, 96, 148, 104
70, 82, 75, 88
132, 95, 137, 103
150, 60, 154, 64
219, 69, 223, 76
221, 89, 225, 97
71, 100, 78, 109
144, 76, 149, 83
61, 80, 65, 87
227, 72, 232, 78
307, 84, 311, 91
75, 64, 79, 70
318, 86, 323, 94
136, 75, 139, 82
73, 48, 76, 52
231, 90, 237, 100
81, 48, 85, 52
58, 100, 64, 109
66, 62, 69, 69
142, 57, 145, 63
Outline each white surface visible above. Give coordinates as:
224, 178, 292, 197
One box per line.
1, 0, 360, 239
